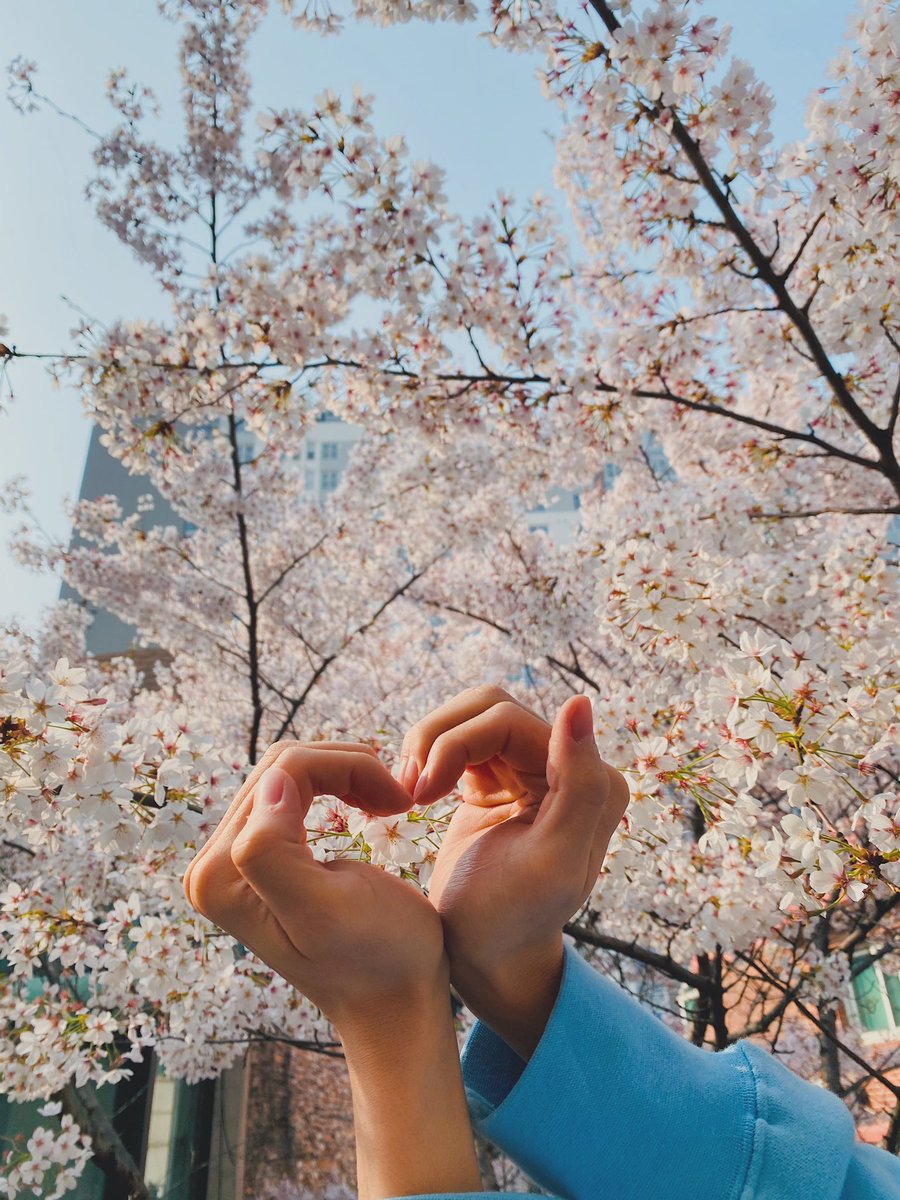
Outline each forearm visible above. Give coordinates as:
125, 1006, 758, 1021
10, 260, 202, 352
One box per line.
341, 978, 482, 1200
450, 938, 565, 1062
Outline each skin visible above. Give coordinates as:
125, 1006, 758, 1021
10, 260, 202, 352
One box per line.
182, 741, 481, 1199
183, 688, 629, 1194
400, 685, 631, 1059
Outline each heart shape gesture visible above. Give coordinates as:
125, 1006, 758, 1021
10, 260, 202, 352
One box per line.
184, 686, 629, 1059
183, 737, 496, 1198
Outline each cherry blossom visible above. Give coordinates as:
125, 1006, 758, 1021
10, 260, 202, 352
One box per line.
3, 0, 899, 1188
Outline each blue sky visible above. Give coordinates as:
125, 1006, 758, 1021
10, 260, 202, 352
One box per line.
1, 0, 858, 630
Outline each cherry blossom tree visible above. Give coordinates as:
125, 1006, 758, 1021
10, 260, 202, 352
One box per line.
2, 0, 899, 1193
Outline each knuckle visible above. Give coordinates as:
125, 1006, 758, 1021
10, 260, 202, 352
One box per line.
230, 826, 271, 874
271, 743, 311, 772
613, 770, 631, 813
268, 739, 296, 755
311, 740, 376, 754
472, 683, 511, 704
603, 764, 631, 816
403, 723, 430, 763
428, 728, 453, 758
401, 720, 419, 746
491, 700, 523, 752
260, 739, 303, 765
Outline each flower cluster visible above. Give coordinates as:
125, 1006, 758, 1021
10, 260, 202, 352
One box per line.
0, 1112, 92, 1200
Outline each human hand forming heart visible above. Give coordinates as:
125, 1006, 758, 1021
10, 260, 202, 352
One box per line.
184, 687, 629, 1062
399, 685, 630, 1058
183, 740, 447, 1036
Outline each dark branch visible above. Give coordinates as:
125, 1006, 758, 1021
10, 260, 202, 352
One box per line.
563, 921, 713, 993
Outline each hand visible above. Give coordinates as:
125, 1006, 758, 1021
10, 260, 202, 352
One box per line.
400, 685, 630, 1058
183, 740, 481, 1200
183, 740, 448, 1034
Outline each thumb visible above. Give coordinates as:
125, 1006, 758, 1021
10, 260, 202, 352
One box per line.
539, 696, 620, 845
231, 766, 317, 901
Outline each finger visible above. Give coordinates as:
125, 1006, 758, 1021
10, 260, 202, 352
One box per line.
187, 767, 328, 977
190, 739, 412, 907
411, 698, 552, 808
537, 696, 630, 856
199, 741, 378, 857
184, 744, 402, 915
231, 766, 333, 944
184, 741, 379, 902
401, 684, 544, 795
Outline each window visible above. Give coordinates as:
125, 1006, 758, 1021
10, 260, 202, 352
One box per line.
322, 470, 339, 491
306, 444, 316, 460
603, 461, 622, 491
233, 417, 255, 465
322, 442, 339, 460
676, 983, 701, 1034
144, 1066, 216, 1200
851, 956, 900, 1038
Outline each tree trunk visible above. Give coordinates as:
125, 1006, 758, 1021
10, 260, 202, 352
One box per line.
815, 915, 843, 1095
55, 1080, 150, 1200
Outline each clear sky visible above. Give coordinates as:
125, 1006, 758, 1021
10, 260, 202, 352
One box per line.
1, 0, 858, 631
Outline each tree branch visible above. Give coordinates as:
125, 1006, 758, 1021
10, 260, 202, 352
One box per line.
54, 1081, 150, 1200
735, 950, 900, 1097
271, 557, 441, 745
586, 0, 900, 497
563, 921, 713, 993
750, 505, 900, 521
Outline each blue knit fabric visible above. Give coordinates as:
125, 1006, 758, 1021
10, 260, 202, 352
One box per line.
390, 941, 900, 1200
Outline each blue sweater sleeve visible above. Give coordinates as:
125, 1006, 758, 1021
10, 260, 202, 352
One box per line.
449, 941, 900, 1200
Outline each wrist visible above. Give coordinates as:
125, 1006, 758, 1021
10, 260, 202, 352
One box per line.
451, 936, 565, 1062
337, 964, 451, 1053
341, 979, 482, 1200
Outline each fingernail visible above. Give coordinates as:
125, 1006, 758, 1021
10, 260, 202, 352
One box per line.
412, 769, 430, 805
257, 767, 286, 807
568, 697, 595, 743
407, 759, 423, 795
397, 755, 412, 792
